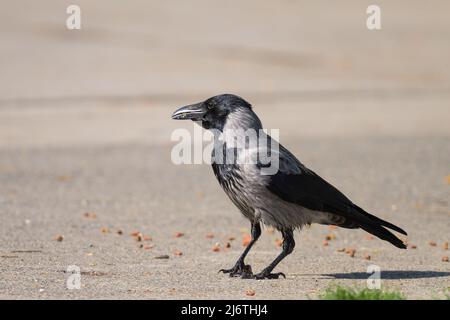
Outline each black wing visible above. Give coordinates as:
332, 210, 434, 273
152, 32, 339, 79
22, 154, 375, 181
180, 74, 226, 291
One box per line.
265, 144, 407, 248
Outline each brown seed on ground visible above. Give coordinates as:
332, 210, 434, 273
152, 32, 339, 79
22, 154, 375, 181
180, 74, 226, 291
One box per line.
409, 244, 417, 249
346, 248, 356, 257
275, 239, 283, 247
206, 233, 214, 239
364, 254, 371, 260
212, 243, 220, 252
57, 175, 71, 182
429, 241, 437, 247
323, 240, 329, 247
154, 255, 170, 259
337, 248, 346, 252
130, 231, 140, 237
228, 236, 236, 241
83, 212, 97, 219
174, 232, 184, 238
242, 234, 251, 247
173, 250, 183, 256
225, 242, 231, 248
443, 242, 448, 250
54, 235, 64, 242
245, 289, 256, 296
442, 256, 449, 262
325, 234, 336, 241
117, 230, 123, 235
135, 235, 143, 242
100, 227, 109, 233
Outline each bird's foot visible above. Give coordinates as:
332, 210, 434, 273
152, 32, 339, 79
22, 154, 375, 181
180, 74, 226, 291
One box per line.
253, 270, 286, 280
219, 262, 253, 278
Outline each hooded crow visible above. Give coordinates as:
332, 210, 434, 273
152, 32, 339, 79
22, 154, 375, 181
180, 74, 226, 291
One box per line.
172, 94, 407, 280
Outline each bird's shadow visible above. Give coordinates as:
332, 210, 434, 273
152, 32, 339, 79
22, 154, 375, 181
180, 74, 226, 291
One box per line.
321, 270, 450, 280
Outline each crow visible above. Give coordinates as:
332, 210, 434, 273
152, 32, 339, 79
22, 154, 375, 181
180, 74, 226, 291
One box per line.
172, 94, 407, 280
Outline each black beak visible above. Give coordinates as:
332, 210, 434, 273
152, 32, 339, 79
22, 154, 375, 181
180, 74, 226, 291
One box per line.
171, 102, 206, 120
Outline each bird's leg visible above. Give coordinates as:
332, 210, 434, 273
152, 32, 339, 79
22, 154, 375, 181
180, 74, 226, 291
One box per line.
219, 222, 261, 277
254, 229, 295, 280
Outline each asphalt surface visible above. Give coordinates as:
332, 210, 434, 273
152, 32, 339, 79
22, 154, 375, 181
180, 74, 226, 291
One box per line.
0, 1, 449, 299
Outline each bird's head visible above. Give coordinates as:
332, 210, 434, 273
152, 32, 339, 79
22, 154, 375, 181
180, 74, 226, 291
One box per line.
172, 94, 261, 131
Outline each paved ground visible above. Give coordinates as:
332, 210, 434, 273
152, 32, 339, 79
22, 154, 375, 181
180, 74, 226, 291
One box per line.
0, 1, 449, 299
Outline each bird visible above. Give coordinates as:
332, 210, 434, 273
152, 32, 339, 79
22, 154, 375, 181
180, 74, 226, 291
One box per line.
172, 93, 407, 280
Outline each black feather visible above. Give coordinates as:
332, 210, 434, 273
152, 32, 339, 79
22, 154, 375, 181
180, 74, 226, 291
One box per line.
267, 168, 407, 248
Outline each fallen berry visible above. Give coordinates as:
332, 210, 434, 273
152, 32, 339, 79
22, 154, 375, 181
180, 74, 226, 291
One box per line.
242, 234, 251, 247
100, 227, 109, 233
275, 239, 283, 247
83, 212, 97, 219
212, 243, 220, 252
325, 234, 336, 241
346, 248, 356, 257
245, 289, 256, 296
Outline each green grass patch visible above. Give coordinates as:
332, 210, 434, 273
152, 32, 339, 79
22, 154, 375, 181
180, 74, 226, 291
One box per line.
319, 285, 405, 300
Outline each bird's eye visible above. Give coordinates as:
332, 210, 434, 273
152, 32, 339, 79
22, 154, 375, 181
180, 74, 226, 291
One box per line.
205, 101, 214, 109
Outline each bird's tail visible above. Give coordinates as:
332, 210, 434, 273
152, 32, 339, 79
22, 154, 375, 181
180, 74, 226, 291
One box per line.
341, 205, 407, 249
353, 204, 407, 236
358, 223, 407, 249
354, 205, 407, 249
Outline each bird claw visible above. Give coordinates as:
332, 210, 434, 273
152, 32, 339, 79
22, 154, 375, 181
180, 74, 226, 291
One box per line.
253, 271, 286, 280
219, 263, 253, 278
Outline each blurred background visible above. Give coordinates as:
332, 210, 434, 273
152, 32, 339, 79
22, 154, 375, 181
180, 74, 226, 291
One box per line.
0, 1, 449, 299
